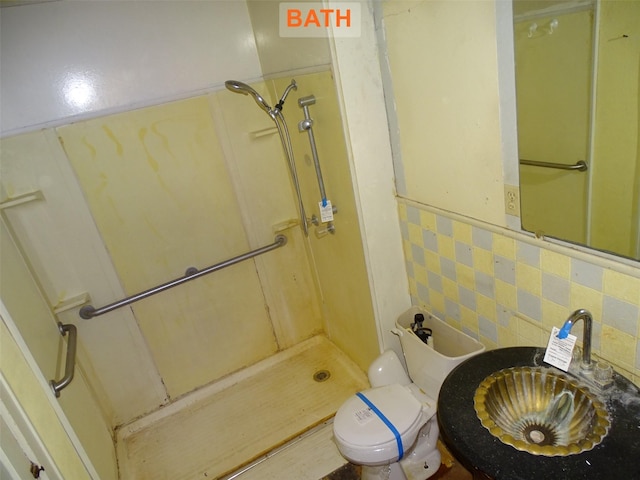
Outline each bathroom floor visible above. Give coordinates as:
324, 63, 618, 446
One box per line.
225, 418, 473, 480
116, 335, 369, 480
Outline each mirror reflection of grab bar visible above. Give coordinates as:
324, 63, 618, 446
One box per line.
519, 159, 588, 172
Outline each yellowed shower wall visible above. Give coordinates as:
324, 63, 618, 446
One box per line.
589, 0, 640, 257
51, 69, 376, 403
399, 199, 640, 386
57, 90, 324, 398
271, 71, 379, 371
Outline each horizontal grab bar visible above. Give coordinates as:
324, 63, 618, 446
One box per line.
79, 235, 287, 319
520, 159, 588, 171
50, 322, 77, 397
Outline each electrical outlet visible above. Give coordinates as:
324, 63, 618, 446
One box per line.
504, 185, 520, 217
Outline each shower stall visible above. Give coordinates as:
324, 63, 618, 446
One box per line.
0, 2, 384, 479
1, 71, 380, 479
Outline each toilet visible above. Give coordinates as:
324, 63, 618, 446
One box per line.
333, 307, 485, 480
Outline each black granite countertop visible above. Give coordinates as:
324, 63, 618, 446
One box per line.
437, 347, 640, 480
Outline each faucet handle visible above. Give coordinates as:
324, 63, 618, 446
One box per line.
594, 361, 614, 388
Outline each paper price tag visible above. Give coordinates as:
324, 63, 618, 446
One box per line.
319, 200, 334, 223
543, 326, 577, 372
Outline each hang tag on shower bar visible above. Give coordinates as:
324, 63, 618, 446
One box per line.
319, 200, 334, 223
543, 326, 576, 372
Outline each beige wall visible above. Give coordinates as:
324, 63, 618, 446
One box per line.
381, 0, 506, 227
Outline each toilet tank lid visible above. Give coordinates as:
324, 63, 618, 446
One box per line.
334, 384, 422, 448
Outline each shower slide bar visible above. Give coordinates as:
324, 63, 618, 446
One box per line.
79, 235, 287, 319
50, 322, 77, 397
298, 95, 337, 236
519, 159, 588, 172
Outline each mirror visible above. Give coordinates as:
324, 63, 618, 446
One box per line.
513, 0, 640, 260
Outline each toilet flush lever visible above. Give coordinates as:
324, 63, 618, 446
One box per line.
391, 328, 404, 337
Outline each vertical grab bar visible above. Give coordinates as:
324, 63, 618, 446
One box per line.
50, 322, 77, 397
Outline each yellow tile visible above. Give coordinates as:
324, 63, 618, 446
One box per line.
425, 251, 441, 274
460, 306, 479, 333
456, 263, 475, 291
517, 318, 545, 347
476, 294, 497, 322
408, 223, 424, 246
473, 247, 494, 275
442, 277, 459, 301
438, 234, 455, 260
516, 262, 542, 296
541, 300, 570, 332
419, 210, 437, 231
480, 337, 498, 350
408, 278, 418, 297
603, 270, 640, 304
569, 283, 603, 319
498, 326, 518, 347
600, 325, 636, 371
493, 234, 516, 260
452, 221, 472, 244
495, 279, 518, 311
541, 249, 571, 279
398, 202, 408, 222
429, 290, 446, 314
414, 263, 428, 286
402, 239, 413, 262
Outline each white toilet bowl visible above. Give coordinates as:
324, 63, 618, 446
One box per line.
333, 307, 485, 480
333, 353, 441, 480
334, 383, 435, 465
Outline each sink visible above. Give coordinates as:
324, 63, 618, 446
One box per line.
438, 347, 640, 479
474, 366, 610, 456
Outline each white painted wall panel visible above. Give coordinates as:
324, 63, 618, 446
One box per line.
0, 1, 262, 134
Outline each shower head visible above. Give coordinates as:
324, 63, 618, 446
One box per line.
225, 80, 272, 114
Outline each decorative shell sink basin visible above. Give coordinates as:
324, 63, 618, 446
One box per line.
474, 366, 610, 456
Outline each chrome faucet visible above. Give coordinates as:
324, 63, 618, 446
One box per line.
558, 308, 593, 371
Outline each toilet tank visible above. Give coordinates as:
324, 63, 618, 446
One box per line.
395, 306, 485, 397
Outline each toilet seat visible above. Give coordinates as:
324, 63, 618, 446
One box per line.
333, 384, 431, 465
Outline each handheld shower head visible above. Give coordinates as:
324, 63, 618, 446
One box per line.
225, 80, 272, 113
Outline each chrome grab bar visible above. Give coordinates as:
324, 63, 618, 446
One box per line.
50, 322, 77, 397
519, 159, 588, 171
79, 235, 287, 319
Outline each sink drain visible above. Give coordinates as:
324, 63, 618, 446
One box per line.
522, 423, 558, 446
313, 370, 331, 382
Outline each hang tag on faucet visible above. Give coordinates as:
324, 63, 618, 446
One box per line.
543, 326, 577, 371
319, 200, 334, 223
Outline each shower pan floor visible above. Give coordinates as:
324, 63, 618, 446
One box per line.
116, 335, 369, 480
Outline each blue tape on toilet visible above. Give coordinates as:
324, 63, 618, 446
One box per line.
356, 392, 404, 460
